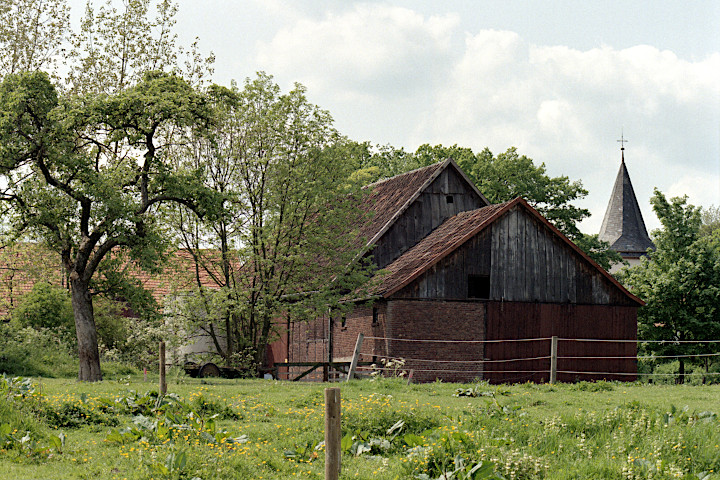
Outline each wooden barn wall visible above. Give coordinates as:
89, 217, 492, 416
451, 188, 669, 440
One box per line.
490, 207, 635, 305
394, 229, 492, 299
384, 299, 486, 383
394, 206, 636, 306
370, 167, 487, 269
483, 302, 637, 384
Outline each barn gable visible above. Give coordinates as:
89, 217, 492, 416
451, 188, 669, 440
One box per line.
358, 159, 489, 269
371, 198, 642, 307
278, 162, 641, 383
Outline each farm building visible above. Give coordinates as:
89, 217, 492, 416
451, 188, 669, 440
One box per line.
272, 159, 643, 383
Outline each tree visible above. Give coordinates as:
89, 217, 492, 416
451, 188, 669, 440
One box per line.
701, 205, 720, 237
169, 73, 372, 372
0, 70, 214, 381
415, 144, 590, 236
0, 0, 70, 77
621, 190, 720, 383
65, 0, 213, 94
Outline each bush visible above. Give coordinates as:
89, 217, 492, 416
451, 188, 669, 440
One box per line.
11, 282, 74, 333
0, 324, 77, 377
33, 401, 119, 429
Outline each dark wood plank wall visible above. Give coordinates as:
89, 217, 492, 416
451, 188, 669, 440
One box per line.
370, 167, 486, 269
483, 302, 637, 383
394, 206, 636, 307
394, 229, 492, 298
491, 207, 634, 305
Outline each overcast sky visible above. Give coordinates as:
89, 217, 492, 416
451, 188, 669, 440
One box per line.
70, 0, 720, 233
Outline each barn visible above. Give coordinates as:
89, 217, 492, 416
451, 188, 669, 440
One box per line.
273, 159, 642, 383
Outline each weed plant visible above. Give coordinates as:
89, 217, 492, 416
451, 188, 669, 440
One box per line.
1, 375, 720, 479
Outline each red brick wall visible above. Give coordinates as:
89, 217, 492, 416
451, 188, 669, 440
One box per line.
383, 300, 486, 383
283, 315, 328, 380
331, 304, 387, 363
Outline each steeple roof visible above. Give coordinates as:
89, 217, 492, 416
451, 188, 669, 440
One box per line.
598, 147, 655, 257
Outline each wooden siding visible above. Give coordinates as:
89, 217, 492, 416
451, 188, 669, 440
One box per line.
369, 167, 486, 269
393, 206, 636, 306
483, 302, 637, 384
393, 229, 492, 298
490, 207, 634, 305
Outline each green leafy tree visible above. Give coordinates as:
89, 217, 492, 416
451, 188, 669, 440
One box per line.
169, 74, 372, 372
0, 0, 215, 381
701, 205, 719, 237
621, 190, 720, 383
0, 70, 214, 381
66, 0, 213, 94
0, 0, 70, 77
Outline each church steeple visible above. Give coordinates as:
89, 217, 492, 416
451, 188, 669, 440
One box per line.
598, 138, 655, 259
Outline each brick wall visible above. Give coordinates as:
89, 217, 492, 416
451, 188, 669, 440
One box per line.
329, 304, 391, 380
384, 300, 486, 383
286, 315, 328, 380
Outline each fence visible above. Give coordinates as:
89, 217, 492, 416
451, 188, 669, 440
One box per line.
349, 334, 720, 383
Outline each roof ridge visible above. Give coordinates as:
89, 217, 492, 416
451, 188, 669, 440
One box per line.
362, 160, 445, 190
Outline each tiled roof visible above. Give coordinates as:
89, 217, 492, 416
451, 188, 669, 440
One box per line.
0, 245, 224, 316
368, 201, 512, 296
598, 153, 655, 257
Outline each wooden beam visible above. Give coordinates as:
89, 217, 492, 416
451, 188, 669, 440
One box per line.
346, 333, 365, 382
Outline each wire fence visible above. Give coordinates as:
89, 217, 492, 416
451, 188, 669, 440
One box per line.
355, 335, 720, 382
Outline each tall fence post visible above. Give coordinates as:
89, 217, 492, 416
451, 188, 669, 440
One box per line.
324, 387, 341, 480
549, 336, 558, 384
159, 341, 167, 395
346, 333, 364, 382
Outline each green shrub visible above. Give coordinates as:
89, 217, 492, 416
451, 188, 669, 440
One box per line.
11, 282, 74, 333
0, 324, 76, 377
33, 401, 119, 429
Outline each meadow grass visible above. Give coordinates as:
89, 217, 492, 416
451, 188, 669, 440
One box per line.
2, 374, 720, 479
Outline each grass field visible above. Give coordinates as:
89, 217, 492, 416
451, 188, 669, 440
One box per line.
1, 372, 719, 479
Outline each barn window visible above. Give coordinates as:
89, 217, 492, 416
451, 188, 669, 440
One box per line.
446, 195, 454, 204
467, 274, 490, 299
341, 313, 347, 329
372, 307, 379, 325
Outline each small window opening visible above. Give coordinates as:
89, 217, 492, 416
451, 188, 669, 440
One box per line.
372, 307, 379, 325
341, 314, 347, 329
446, 195, 454, 204
468, 274, 490, 299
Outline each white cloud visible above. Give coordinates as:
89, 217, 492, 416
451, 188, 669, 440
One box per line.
414, 34, 719, 233
255, 4, 459, 99
667, 174, 720, 209
252, 4, 719, 234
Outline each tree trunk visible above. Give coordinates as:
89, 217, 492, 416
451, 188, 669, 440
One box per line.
71, 277, 102, 382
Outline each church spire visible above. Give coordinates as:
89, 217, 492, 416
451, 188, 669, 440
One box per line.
598, 138, 655, 260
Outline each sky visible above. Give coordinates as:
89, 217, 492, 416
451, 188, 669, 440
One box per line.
71, 0, 720, 233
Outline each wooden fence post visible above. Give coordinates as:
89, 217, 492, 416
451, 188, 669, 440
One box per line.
159, 341, 167, 395
549, 336, 558, 384
346, 333, 364, 382
325, 387, 341, 480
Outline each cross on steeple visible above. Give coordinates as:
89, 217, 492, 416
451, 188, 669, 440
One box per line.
617, 132, 628, 162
